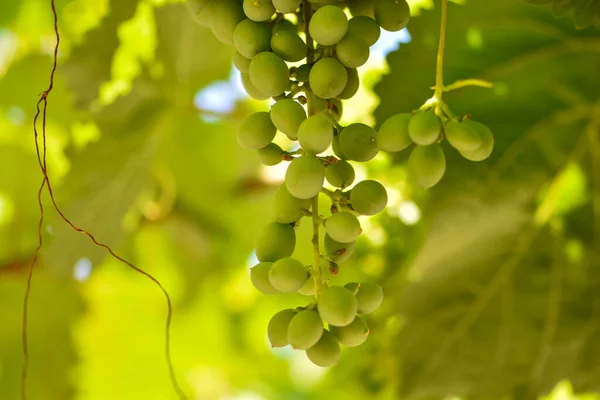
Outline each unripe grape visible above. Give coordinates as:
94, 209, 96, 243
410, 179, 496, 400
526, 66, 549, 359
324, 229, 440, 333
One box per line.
273, 0, 301, 13
270, 99, 307, 140
325, 160, 355, 188
309, 58, 348, 99
295, 64, 312, 82
243, 0, 275, 22
330, 316, 369, 346
298, 113, 334, 154
298, 272, 316, 296
348, 0, 375, 18
444, 120, 481, 153
324, 234, 355, 262
408, 144, 446, 188
318, 286, 358, 326
325, 212, 361, 243
306, 329, 340, 367
271, 30, 307, 62
258, 143, 283, 166
460, 120, 494, 161
238, 112, 276, 150
250, 262, 280, 294
287, 310, 324, 349
336, 35, 370, 68
374, 0, 410, 32
233, 19, 272, 59
233, 51, 252, 73
338, 68, 359, 100
347, 16, 380, 46
273, 184, 310, 223
255, 222, 296, 261
273, 19, 297, 33
350, 180, 387, 215
285, 155, 325, 199
408, 110, 442, 145
187, 0, 212, 26
210, 0, 246, 45
309, 5, 348, 46
347, 282, 383, 314
268, 309, 296, 347
249, 52, 290, 97
332, 136, 347, 160
339, 123, 379, 162
376, 113, 412, 152
241, 73, 270, 100
269, 257, 308, 292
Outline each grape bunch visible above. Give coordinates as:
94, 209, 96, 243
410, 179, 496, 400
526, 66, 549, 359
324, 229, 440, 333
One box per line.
378, 109, 494, 188
187, 0, 410, 366
525, 0, 600, 29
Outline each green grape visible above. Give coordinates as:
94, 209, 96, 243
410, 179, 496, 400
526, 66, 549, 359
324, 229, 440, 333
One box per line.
348, 0, 375, 18
347, 16, 380, 46
249, 52, 290, 97
287, 310, 324, 349
324, 234, 355, 262
325, 212, 361, 243
268, 309, 296, 347
338, 68, 359, 100
250, 262, 280, 294
273, 0, 301, 13
298, 272, 315, 295
210, 0, 246, 45
243, 0, 275, 22
408, 110, 442, 145
309, 57, 348, 99
294, 64, 312, 82
460, 120, 494, 162
336, 35, 370, 68
269, 257, 308, 292
318, 286, 358, 326
187, 0, 212, 26
258, 143, 283, 166
271, 30, 307, 62
330, 316, 369, 347
233, 51, 252, 73
285, 155, 326, 199
339, 123, 379, 162
408, 144, 446, 188
273, 184, 310, 224
332, 135, 347, 160
309, 5, 349, 46
350, 180, 387, 215
233, 19, 272, 59
241, 73, 270, 100
444, 120, 482, 153
273, 19, 297, 33
374, 0, 410, 32
325, 160, 355, 188
270, 99, 307, 140
376, 112, 412, 152
313, 97, 344, 122
298, 113, 334, 154
352, 282, 383, 314
255, 222, 296, 261
306, 330, 340, 367
238, 112, 277, 150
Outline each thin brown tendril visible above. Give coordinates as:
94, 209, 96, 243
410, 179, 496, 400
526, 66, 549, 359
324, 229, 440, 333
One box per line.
21, 1, 187, 398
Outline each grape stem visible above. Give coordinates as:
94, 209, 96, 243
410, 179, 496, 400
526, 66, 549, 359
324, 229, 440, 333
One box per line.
303, 0, 324, 298
433, 0, 448, 115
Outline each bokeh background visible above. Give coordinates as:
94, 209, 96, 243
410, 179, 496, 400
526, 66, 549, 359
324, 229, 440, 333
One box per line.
1, 0, 600, 399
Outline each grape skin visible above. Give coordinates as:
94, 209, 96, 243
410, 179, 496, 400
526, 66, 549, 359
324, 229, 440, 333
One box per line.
269, 257, 308, 293
376, 113, 412, 152
324, 234, 355, 262
268, 309, 296, 347
273, 0, 301, 13
273, 184, 310, 224
255, 222, 296, 262
243, 0, 275, 22
309, 57, 348, 99
408, 143, 446, 188
233, 19, 272, 59
338, 67, 359, 100
306, 329, 341, 367
350, 180, 387, 216
285, 155, 326, 199
309, 5, 349, 46
460, 120, 494, 161
351, 282, 383, 314
250, 262, 280, 294
336, 34, 370, 68
237, 112, 276, 150
249, 52, 290, 97
374, 0, 410, 32
318, 286, 358, 327
444, 120, 482, 153
330, 316, 369, 347
233, 51, 251, 73
347, 16, 380, 46
257, 143, 283, 166
287, 310, 324, 350
210, 0, 246, 45
240, 73, 270, 100
325, 159, 355, 188
408, 109, 442, 146
339, 123, 379, 162
270, 99, 307, 140
271, 30, 307, 62
325, 212, 361, 243
298, 113, 334, 154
